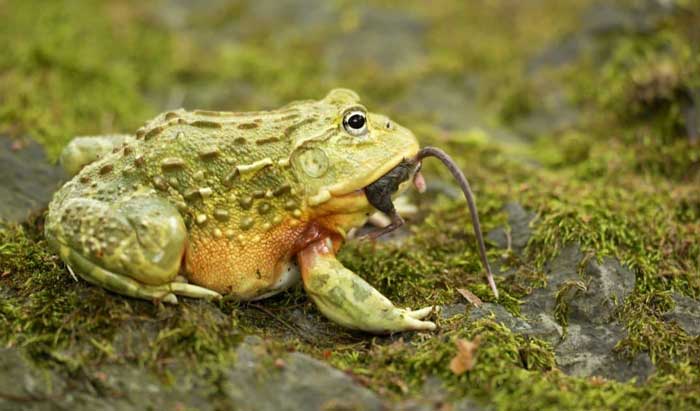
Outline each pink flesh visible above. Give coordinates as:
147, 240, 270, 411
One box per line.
413, 170, 426, 193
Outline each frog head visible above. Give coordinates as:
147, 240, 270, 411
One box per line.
288, 89, 420, 226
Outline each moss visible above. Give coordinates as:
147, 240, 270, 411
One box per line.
553, 280, 588, 333
595, 31, 699, 140
566, 9, 700, 181
0, 1, 179, 159
0, 222, 248, 372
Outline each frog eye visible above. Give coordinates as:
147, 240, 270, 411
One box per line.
342, 110, 368, 136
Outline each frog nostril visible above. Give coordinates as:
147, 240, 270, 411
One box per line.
385, 121, 392, 130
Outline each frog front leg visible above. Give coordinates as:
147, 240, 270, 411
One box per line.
298, 238, 437, 333
59, 134, 134, 176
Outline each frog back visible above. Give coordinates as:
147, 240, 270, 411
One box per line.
128, 109, 313, 296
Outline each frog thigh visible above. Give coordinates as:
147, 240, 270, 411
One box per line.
297, 238, 437, 334
59, 134, 134, 176
45, 195, 221, 303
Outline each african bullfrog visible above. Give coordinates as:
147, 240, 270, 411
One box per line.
45, 89, 496, 334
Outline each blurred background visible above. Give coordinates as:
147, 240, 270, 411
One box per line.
2, 0, 696, 162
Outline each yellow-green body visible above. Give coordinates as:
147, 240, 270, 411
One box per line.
45, 89, 436, 333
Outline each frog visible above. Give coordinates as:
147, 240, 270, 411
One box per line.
45, 89, 494, 334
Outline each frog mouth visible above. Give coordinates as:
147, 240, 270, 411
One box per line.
326, 145, 420, 199
363, 159, 422, 215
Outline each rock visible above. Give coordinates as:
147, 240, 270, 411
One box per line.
555, 322, 653, 384
662, 292, 700, 336
487, 202, 535, 254
392, 77, 481, 132
392, 77, 526, 146
0, 348, 218, 411
519, 312, 566, 346
513, 0, 676, 139
602, 352, 654, 384
0, 349, 64, 411
542, 243, 585, 290
469, 243, 652, 382
222, 340, 382, 411
521, 244, 649, 381
568, 257, 636, 325
394, 377, 491, 411
65, 365, 215, 411
440, 303, 467, 319
519, 243, 582, 321
0, 137, 66, 223
469, 303, 532, 335
554, 322, 622, 377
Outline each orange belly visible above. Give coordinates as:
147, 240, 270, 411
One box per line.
184, 220, 307, 299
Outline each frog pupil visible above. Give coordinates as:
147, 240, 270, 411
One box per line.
348, 114, 365, 129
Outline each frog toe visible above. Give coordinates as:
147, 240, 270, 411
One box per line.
170, 282, 223, 300
405, 306, 439, 319
398, 315, 437, 331
59, 134, 134, 176
162, 293, 178, 304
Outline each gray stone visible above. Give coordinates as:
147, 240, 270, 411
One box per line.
394, 377, 491, 411
487, 202, 535, 254
519, 243, 583, 326
568, 257, 636, 324
663, 293, 700, 336
555, 323, 653, 384
543, 243, 584, 290
601, 352, 654, 384
469, 243, 651, 382
0, 137, 66, 222
63, 365, 215, 411
222, 341, 382, 411
392, 77, 481, 132
441, 303, 467, 319
519, 312, 566, 346
469, 303, 532, 335
0, 349, 64, 411
0, 327, 220, 411
514, 0, 675, 139
555, 322, 625, 377
527, 246, 650, 382
392, 77, 525, 146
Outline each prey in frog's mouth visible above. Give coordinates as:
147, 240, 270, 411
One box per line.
362, 147, 499, 299
363, 159, 422, 238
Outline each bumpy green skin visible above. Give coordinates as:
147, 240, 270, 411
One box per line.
45, 89, 434, 333
299, 238, 436, 333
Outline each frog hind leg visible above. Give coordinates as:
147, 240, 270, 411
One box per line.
297, 238, 437, 334
45, 195, 221, 303
59, 134, 134, 176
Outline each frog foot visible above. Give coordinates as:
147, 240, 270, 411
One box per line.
59, 134, 134, 176
298, 237, 437, 334
60, 259, 222, 304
